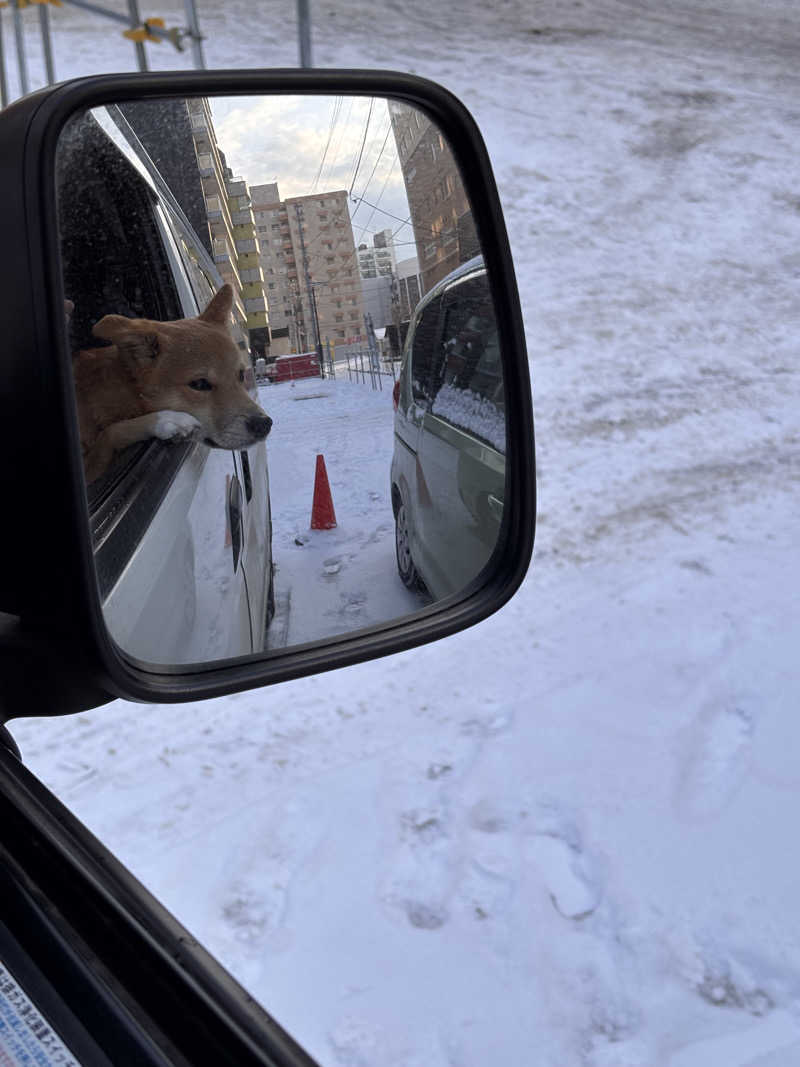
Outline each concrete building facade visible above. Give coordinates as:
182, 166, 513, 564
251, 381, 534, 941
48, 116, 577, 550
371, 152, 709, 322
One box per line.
187, 99, 270, 358
252, 184, 366, 356
251, 183, 301, 358
388, 101, 479, 295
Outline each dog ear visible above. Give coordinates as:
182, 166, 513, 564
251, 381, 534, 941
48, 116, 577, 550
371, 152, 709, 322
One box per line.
198, 284, 233, 327
92, 315, 160, 363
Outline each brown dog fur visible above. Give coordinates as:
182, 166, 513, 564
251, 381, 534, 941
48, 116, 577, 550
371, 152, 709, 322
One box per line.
74, 285, 271, 483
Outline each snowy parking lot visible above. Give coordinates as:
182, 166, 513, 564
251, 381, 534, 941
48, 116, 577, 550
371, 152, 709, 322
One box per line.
8, 1, 800, 1064
260, 375, 424, 649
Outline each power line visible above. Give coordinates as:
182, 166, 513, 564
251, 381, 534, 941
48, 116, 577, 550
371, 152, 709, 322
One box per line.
352, 118, 392, 210
348, 97, 375, 196
310, 96, 342, 195
320, 95, 355, 189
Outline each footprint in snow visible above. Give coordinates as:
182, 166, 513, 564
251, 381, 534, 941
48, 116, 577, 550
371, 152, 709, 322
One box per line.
526, 799, 601, 920
383, 807, 453, 930
675, 702, 754, 822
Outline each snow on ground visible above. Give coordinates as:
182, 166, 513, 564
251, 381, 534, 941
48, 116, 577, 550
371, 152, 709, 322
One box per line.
6, 1, 800, 1064
261, 375, 425, 649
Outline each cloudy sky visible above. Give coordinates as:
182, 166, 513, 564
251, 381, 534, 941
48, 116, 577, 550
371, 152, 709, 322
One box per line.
209, 94, 417, 256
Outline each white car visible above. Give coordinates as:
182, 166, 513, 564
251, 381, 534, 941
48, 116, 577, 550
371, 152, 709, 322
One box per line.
57, 106, 273, 665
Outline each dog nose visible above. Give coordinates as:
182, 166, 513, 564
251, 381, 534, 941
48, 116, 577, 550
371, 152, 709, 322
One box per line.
247, 414, 272, 438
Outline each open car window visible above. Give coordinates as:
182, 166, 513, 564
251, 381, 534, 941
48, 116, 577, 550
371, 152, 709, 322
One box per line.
57, 109, 204, 593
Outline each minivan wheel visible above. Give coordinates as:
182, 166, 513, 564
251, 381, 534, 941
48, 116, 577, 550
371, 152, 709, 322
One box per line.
395, 496, 421, 590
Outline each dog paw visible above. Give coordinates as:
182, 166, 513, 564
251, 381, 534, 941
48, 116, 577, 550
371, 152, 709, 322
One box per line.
151, 411, 201, 441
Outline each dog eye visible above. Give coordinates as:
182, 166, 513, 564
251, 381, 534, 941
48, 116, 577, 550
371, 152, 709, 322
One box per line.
188, 378, 213, 391
238, 368, 245, 383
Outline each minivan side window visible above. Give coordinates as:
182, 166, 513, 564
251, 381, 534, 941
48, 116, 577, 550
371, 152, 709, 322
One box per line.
429, 275, 505, 453
409, 296, 442, 404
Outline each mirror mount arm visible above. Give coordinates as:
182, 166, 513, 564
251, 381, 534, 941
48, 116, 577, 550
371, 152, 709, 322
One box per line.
0, 615, 114, 727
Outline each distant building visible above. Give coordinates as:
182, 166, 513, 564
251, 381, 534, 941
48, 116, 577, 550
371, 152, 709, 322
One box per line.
357, 227, 397, 279
388, 101, 478, 294
252, 184, 366, 356
251, 183, 300, 357
358, 228, 401, 330
396, 255, 423, 321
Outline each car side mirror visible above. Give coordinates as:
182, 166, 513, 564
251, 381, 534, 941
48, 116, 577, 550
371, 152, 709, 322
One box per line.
0, 69, 535, 717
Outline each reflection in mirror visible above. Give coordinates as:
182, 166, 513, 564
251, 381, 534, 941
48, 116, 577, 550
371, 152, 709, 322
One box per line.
55, 94, 506, 667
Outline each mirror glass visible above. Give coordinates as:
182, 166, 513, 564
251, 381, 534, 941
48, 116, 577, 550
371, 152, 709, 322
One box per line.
55, 94, 506, 667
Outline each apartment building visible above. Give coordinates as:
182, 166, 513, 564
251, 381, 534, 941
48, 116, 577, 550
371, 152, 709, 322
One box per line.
251, 183, 300, 357
388, 101, 479, 294
252, 184, 366, 355
286, 190, 366, 349
186, 99, 270, 359
357, 227, 397, 279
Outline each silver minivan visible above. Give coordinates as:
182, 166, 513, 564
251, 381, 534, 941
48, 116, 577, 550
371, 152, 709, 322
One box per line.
391, 256, 505, 600
57, 106, 273, 665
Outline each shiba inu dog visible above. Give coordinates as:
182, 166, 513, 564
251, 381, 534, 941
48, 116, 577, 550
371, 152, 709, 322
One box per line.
73, 285, 272, 483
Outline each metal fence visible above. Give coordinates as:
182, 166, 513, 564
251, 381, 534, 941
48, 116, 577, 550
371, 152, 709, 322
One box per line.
0, 0, 206, 107
333, 341, 401, 391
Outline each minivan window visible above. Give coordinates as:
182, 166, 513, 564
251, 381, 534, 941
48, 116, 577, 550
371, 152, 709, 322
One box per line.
409, 295, 442, 404
429, 275, 505, 452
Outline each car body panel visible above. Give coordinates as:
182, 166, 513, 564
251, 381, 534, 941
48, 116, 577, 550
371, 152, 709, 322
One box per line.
63, 105, 272, 665
391, 256, 505, 600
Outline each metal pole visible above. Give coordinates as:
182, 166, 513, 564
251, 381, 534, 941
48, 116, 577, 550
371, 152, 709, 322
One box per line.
183, 0, 205, 69
297, 0, 312, 69
59, 0, 177, 47
326, 338, 335, 379
0, 9, 9, 109
39, 4, 55, 86
12, 2, 28, 97
126, 0, 148, 71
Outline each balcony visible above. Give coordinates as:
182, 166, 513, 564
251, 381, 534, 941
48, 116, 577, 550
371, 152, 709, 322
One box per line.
235, 238, 257, 254
232, 210, 254, 226
246, 309, 269, 330
245, 296, 268, 314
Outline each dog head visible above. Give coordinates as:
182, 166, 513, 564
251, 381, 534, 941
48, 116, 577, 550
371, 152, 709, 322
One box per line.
92, 285, 272, 449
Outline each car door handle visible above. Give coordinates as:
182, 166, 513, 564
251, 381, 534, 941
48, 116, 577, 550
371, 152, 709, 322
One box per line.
488, 494, 504, 521
228, 474, 243, 571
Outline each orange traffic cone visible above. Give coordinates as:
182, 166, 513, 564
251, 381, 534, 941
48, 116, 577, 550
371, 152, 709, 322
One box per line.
310, 454, 337, 530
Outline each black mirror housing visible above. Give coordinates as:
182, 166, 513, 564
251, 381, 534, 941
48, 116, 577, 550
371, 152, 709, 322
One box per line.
0, 69, 535, 717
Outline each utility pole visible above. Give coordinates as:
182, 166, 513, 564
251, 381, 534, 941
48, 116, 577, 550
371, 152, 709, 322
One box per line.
390, 270, 402, 361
